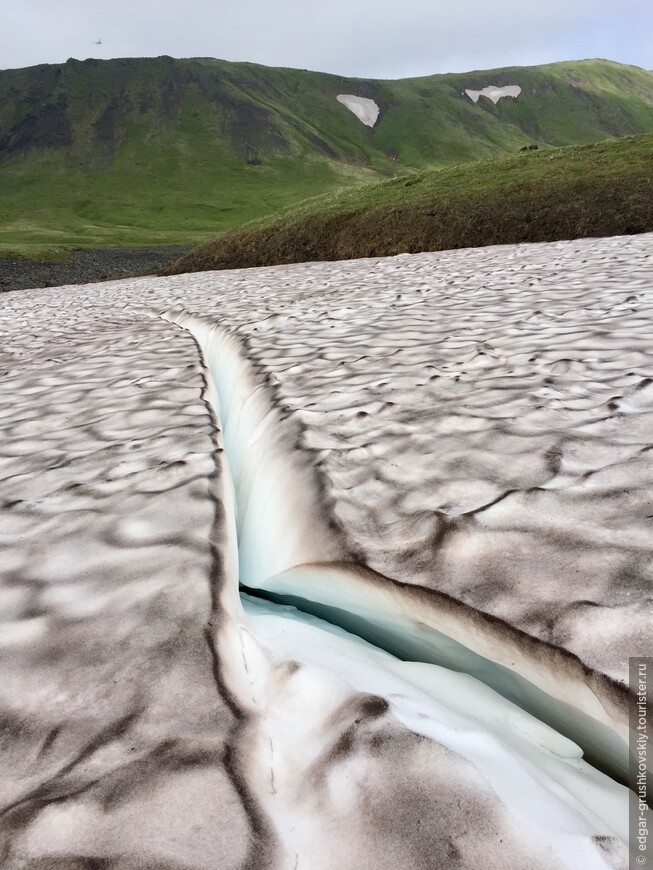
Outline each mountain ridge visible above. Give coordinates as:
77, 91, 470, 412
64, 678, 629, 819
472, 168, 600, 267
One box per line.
1, 55, 652, 252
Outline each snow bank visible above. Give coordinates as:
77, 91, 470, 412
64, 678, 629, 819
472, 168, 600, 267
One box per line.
2, 232, 650, 867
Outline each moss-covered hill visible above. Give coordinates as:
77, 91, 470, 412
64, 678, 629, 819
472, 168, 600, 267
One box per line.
165, 133, 653, 274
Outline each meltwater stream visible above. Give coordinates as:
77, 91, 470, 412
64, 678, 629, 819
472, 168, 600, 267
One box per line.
162, 308, 632, 867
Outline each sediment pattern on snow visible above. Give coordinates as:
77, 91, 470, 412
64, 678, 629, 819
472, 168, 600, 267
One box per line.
157, 294, 634, 781
0, 308, 275, 867
1, 233, 650, 868
225, 237, 653, 689
102, 233, 652, 688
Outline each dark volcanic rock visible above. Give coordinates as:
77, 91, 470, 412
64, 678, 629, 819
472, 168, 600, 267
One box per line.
0, 245, 191, 292
0, 95, 72, 163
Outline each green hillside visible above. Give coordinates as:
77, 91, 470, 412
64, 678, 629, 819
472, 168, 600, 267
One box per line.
1, 55, 653, 255
165, 133, 653, 273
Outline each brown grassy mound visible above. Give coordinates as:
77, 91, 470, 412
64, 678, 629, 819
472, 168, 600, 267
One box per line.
164, 134, 653, 275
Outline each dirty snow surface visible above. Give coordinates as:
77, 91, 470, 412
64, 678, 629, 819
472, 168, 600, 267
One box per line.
465, 84, 522, 103
336, 93, 380, 126
1, 233, 651, 868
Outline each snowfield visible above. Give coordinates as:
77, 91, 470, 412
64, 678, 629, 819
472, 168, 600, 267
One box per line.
1, 233, 651, 868
336, 94, 381, 127
465, 84, 522, 103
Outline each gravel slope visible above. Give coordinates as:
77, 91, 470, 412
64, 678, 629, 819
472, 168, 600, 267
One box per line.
0, 245, 190, 292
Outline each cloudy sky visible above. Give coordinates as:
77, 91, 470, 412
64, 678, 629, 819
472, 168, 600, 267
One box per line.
1, 0, 651, 78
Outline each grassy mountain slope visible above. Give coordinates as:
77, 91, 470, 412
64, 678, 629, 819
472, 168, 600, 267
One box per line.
165, 133, 653, 273
1, 56, 653, 254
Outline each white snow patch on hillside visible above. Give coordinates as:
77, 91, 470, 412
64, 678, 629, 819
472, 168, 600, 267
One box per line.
336, 94, 380, 127
466, 84, 522, 104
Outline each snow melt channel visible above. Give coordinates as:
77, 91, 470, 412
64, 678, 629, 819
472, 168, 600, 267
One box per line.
159, 309, 631, 846
159, 309, 631, 777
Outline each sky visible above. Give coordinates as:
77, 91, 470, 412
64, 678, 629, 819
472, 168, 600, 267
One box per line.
1, 0, 652, 78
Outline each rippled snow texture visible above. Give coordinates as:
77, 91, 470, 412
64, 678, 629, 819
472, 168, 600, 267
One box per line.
221, 237, 653, 684
1, 233, 651, 868
0, 314, 263, 867
70, 232, 653, 686
3, 235, 652, 686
